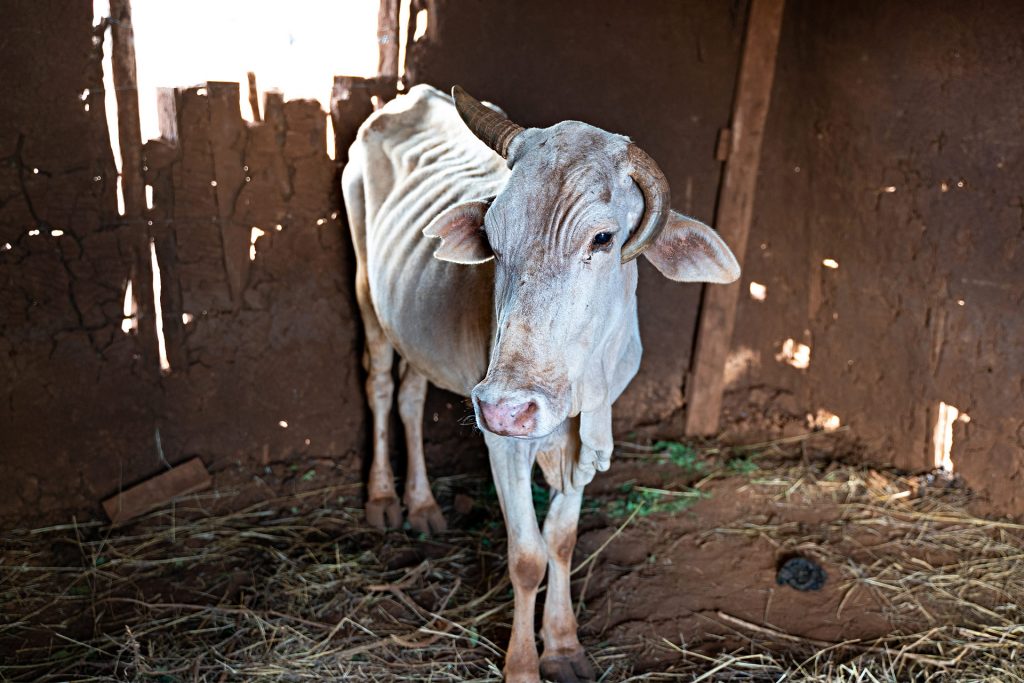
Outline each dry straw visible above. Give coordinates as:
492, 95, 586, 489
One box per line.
2, 435, 1022, 681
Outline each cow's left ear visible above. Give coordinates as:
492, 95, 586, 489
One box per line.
642, 211, 740, 283
423, 199, 494, 265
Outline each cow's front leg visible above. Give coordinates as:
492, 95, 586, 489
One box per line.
487, 433, 547, 683
397, 361, 446, 534
540, 487, 594, 682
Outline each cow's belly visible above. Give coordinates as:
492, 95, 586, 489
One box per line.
368, 232, 494, 397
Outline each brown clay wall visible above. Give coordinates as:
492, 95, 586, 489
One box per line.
0, 1, 158, 526
1, 5, 367, 527
4, 0, 1022, 525
150, 84, 365, 493
725, 0, 1024, 514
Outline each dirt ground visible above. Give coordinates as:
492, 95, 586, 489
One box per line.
3, 434, 1022, 681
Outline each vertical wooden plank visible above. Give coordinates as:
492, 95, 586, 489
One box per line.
331, 76, 375, 164
376, 0, 400, 107
685, 0, 786, 436
205, 81, 249, 305
402, 0, 427, 84
109, 0, 161, 371
247, 71, 262, 122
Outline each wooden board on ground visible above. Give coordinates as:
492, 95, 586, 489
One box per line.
102, 458, 211, 524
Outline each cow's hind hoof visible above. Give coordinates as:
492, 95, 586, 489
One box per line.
365, 496, 402, 529
540, 649, 595, 682
408, 502, 447, 535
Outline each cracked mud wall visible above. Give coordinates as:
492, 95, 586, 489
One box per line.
150, 84, 365, 491
725, 0, 1024, 515
0, 1, 158, 525
4, 1, 1022, 525
1, 4, 366, 527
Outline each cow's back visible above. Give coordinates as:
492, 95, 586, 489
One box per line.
343, 85, 509, 396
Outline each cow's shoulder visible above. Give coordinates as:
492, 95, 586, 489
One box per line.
356, 84, 453, 144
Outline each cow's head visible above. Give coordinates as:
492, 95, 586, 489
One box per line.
424, 87, 740, 439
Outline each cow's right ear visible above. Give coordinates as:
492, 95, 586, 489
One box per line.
423, 199, 494, 264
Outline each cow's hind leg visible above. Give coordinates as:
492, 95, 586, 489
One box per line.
398, 360, 446, 535
540, 486, 593, 682
355, 266, 401, 529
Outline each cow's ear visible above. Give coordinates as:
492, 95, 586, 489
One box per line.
642, 211, 740, 283
423, 199, 494, 264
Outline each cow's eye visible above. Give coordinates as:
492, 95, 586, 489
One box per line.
592, 232, 613, 248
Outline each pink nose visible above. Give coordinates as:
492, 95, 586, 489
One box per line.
478, 399, 539, 437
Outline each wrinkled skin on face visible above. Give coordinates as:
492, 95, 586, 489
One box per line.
480, 124, 644, 428
426, 120, 739, 487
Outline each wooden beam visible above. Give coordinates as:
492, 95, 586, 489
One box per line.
376, 0, 400, 107
109, 0, 162, 373
331, 76, 375, 164
685, 0, 786, 436
247, 71, 262, 122
102, 458, 211, 524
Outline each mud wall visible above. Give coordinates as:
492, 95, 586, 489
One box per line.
1, 3, 366, 527
725, 1, 1024, 514
0, 1, 156, 526
150, 83, 365, 491
4, 1, 1022, 525
406, 0, 749, 437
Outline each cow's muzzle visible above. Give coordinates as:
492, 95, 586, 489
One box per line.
471, 383, 562, 439
477, 398, 538, 437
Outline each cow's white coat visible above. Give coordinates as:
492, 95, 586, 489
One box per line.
342, 84, 739, 682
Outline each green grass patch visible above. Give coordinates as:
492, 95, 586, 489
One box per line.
606, 480, 709, 518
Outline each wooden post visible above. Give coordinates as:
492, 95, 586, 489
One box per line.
247, 71, 262, 122
109, 0, 161, 372
376, 0, 400, 107
684, 0, 786, 436
331, 76, 375, 164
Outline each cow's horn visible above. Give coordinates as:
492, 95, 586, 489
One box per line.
452, 85, 524, 159
620, 144, 671, 263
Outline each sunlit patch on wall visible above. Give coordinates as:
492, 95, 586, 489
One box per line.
122, 278, 136, 334
724, 347, 760, 387
932, 401, 969, 474
249, 226, 266, 261
413, 8, 429, 41
749, 281, 767, 301
775, 338, 811, 370
807, 408, 841, 431
151, 240, 170, 373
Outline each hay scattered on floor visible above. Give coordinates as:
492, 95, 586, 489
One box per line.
3, 438, 1023, 682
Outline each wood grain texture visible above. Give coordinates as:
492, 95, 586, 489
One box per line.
685, 0, 786, 436
102, 458, 211, 524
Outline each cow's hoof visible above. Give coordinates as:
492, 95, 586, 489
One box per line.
365, 495, 402, 529
407, 502, 447, 535
540, 648, 595, 682
504, 671, 541, 683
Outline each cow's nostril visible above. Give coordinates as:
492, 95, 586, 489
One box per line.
514, 401, 538, 429
478, 399, 539, 437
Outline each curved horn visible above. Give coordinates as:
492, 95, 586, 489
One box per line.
620, 144, 671, 263
451, 85, 524, 159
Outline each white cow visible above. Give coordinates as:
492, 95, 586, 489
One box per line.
342, 84, 739, 682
